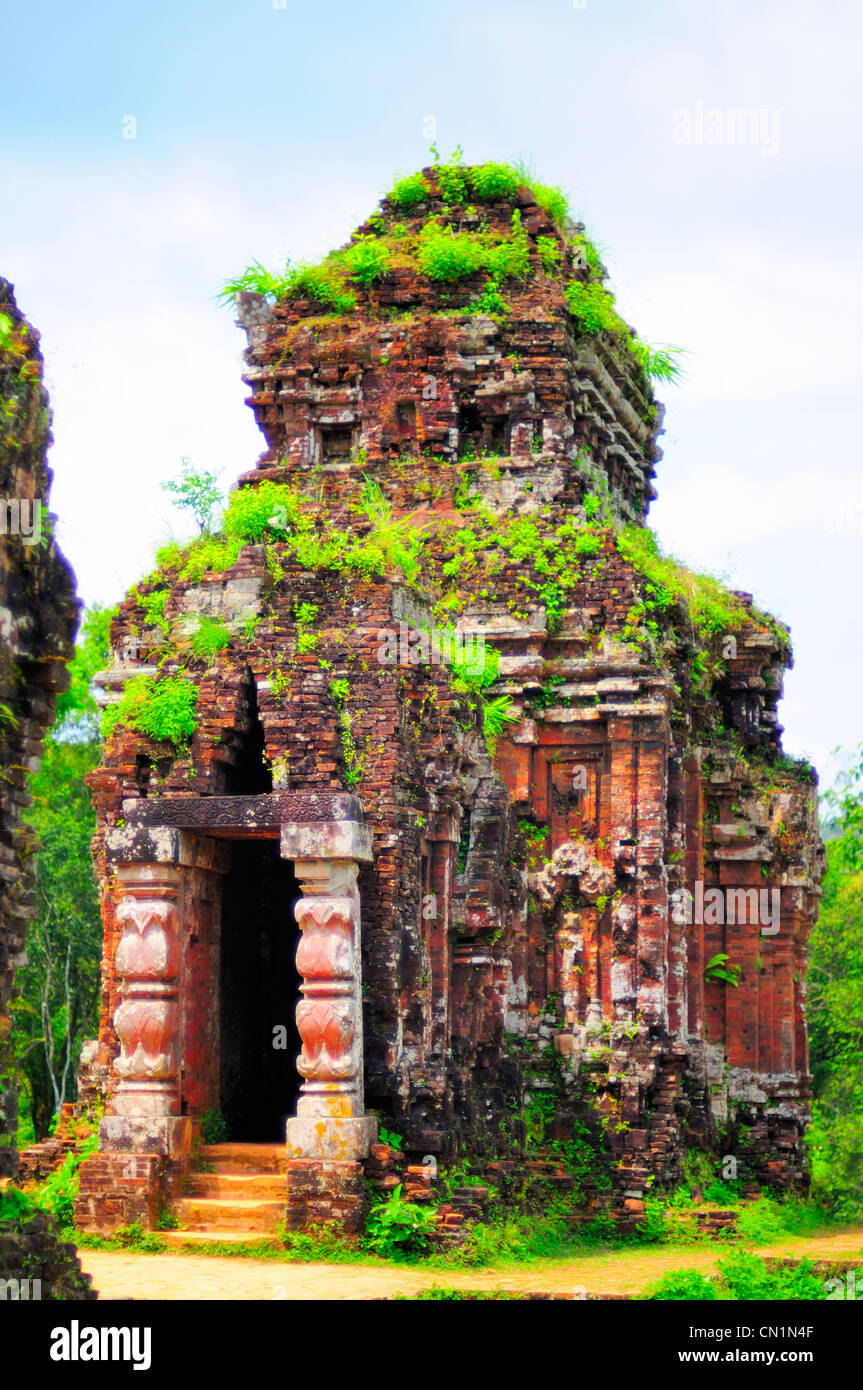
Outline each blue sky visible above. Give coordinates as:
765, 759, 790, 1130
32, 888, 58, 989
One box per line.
2, 0, 861, 788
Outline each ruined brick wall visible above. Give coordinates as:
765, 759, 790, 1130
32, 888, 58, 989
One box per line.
0, 280, 92, 1293
79, 169, 823, 1217
0, 280, 78, 1174
0, 1212, 94, 1300
86, 559, 511, 1138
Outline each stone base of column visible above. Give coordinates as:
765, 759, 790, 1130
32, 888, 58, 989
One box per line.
284, 1159, 369, 1234
286, 1114, 377, 1162
74, 1153, 166, 1234
99, 1115, 191, 1158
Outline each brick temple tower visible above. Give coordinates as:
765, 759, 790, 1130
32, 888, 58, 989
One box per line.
74, 163, 824, 1234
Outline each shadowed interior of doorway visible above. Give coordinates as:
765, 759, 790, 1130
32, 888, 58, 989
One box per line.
219, 839, 302, 1142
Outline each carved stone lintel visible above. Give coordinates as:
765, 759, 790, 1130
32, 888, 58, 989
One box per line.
123, 792, 364, 830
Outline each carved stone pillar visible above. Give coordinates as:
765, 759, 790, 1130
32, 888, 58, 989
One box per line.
281, 819, 376, 1161
112, 863, 182, 1118
96, 828, 223, 1158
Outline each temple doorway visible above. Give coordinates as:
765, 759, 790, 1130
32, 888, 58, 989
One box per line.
219, 839, 302, 1142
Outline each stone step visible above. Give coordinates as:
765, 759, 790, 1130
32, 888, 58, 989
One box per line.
187, 1172, 285, 1199
200, 1143, 288, 1174
159, 1229, 281, 1247
173, 1196, 284, 1232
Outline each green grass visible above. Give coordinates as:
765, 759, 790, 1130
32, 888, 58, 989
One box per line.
647, 1250, 831, 1301
189, 614, 230, 661
615, 523, 786, 649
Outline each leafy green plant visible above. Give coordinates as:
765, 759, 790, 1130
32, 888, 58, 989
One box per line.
293, 599, 319, 654
649, 1268, 717, 1300
418, 221, 487, 282
518, 818, 549, 844
270, 668, 289, 706
630, 338, 687, 384
378, 1125, 404, 1151
218, 260, 290, 304
112, 1221, 166, 1253
32, 1132, 98, 1227
482, 693, 520, 751
431, 144, 469, 203
470, 161, 521, 199
359, 475, 423, 581
161, 457, 223, 534
363, 1185, 438, 1258
388, 171, 431, 208
139, 587, 169, 634
199, 1109, 229, 1144
284, 261, 356, 312
704, 953, 742, 987
102, 674, 199, 748
329, 678, 366, 787
223, 479, 301, 543
715, 1250, 827, 1301
154, 535, 243, 585
528, 180, 570, 228
0, 1186, 38, 1225
536, 235, 562, 272
343, 235, 390, 285
564, 279, 625, 338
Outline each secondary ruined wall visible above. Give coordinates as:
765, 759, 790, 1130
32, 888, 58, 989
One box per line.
0, 280, 78, 1173
0, 280, 92, 1295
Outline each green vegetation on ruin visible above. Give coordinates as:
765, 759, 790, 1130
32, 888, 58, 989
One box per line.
218, 150, 684, 387
101, 672, 199, 748
130, 464, 790, 745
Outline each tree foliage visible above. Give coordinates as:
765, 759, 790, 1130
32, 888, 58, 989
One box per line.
161, 455, 223, 534
14, 605, 110, 1141
807, 752, 863, 1216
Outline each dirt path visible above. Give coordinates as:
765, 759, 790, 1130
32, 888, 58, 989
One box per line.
79, 1228, 863, 1300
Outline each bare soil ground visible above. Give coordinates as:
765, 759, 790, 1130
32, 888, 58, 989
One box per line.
79, 1228, 863, 1300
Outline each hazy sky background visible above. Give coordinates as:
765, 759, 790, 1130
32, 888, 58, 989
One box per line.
2, 0, 860, 790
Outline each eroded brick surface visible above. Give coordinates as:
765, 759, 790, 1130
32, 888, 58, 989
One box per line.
0, 280, 89, 1292
74, 173, 824, 1231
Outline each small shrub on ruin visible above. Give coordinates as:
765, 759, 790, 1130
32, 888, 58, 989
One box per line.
564, 279, 626, 338
387, 171, 431, 209
284, 261, 356, 313
470, 161, 521, 200
343, 235, 390, 285
536, 235, 562, 272
418, 222, 488, 282
102, 674, 200, 748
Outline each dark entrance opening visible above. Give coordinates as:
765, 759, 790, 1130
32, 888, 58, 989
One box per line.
223, 678, 272, 796
219, 839, 302, 1141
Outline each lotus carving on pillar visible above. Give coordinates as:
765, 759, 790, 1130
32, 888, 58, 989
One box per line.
114, 998, 178, 1080
296, 998, 356, 1080
116, 898, 180, 980
295, 897, 355, 981
295, 922, 353, 981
